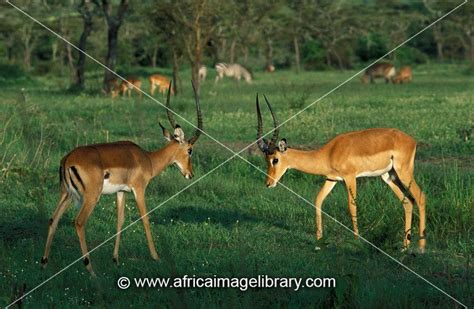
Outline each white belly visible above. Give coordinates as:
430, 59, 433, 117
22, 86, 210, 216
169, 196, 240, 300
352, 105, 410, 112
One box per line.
101, 179, 131, 194
356, 161, 393, 178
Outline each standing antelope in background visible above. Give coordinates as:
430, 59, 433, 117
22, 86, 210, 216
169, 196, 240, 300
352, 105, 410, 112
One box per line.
215, 63, 252, 84
149, 74, 174, 96
199, 65, 208, 81
361, 62, 396, 84
104, 78, 120, 98
41, 83, 203, 275
255, 95, 426, 252
392, 66, 412, 84
120, 77, 142, 98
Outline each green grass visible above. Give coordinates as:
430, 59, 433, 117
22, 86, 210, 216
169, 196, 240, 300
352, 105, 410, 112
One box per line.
0, 64, 472, 308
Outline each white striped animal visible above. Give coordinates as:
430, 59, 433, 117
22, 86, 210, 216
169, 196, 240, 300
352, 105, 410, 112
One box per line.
214, 63, 252, 84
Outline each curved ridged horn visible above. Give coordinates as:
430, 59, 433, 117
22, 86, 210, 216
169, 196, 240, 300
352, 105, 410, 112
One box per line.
165, 82, 177, 128
263, 94, 280, 145
256, 94, 268, 152
188, 80, 203, 145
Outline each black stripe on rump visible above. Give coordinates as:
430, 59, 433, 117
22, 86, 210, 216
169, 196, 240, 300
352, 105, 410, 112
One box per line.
70, 166, 85, 190
389, 169, 415, 205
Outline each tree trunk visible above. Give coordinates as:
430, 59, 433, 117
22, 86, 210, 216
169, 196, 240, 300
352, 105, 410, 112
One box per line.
172, 48, 181, 95
242, 46, 249, 65
230, 38, 236, 63
74, 0, 93, 90
469, 28, 474, 68
293, 35, 300, 73
103, 23, 120, 92
192, 23, 202, 96
101, 0, 129, 93
433, 26, 444, 61
151, 44, 158, 68
66, 42, 75, 82
266, 39, 273, 66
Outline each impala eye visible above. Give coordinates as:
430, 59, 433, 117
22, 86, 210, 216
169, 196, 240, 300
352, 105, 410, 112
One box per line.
188, 149, 193, 156
272, 158, 279, 165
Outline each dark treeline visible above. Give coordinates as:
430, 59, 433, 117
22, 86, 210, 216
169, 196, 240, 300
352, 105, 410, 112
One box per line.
0, 0, 472, 93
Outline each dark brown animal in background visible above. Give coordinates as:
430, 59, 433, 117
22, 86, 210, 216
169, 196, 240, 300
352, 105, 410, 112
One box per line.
361, 63, 396, 84
392, 66, 412, 84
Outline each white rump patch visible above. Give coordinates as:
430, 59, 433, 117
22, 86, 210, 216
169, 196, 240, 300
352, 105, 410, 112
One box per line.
102, 179, 131, 195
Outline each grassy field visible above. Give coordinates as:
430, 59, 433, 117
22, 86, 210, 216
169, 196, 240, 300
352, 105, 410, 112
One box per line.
0, 65, 472, 308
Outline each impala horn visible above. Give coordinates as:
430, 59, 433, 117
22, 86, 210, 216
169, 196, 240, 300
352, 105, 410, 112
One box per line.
165, 82, 177, 128
263, 95, 280, 147
188, 80, 203, 145
256, 94, 269, 153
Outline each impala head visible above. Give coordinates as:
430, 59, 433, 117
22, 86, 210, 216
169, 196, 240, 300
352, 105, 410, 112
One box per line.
159, 82, 203, 179
256, 94, 289, 188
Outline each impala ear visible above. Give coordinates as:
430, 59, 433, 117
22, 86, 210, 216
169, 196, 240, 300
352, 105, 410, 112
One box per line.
160, 122, 172, 141
173, 125, 185, 144
278, 138, 288, 152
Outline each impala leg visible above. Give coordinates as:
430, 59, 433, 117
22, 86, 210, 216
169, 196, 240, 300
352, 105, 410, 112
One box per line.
133, 188, 159, 260
315, 180, 337, 240
344, 176, 359, 238
409, 180, 426, 252
41, 190, 71, 267
75, 195, 99, 275
150, 84, 155, 96
382, 173, 413, 249
113, 192, 125, 264
395, 168, 427, 253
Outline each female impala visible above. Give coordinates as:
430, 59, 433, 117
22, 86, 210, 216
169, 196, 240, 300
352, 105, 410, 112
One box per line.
41, 83, 203, 275
255, 95, 426, 252
149, 74, 173, 96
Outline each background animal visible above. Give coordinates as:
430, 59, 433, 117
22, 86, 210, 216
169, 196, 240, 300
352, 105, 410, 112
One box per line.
392, 66, 412, 84
120, 77, 142, 98
265, 64, 275, 73
199, 65, 207, 81
214, 63, 252, 84
361, 63, 396, 84
149, 74, 173, 96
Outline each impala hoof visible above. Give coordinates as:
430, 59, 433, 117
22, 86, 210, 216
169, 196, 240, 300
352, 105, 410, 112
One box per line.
40, 257, 48, 268
112, 257, 119, 264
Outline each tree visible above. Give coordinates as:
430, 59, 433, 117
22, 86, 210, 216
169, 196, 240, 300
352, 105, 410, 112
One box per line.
149, 0, 220, 95
74, 0, 95, 90
94, 0, 129, 93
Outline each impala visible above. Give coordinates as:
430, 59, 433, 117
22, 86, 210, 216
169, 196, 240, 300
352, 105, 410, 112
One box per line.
120, 77, 142, 98
392, 66, 412, 84
41, 83, 203, 275
149, 74, 173, 96
255, 95, 426, 252
361, 62, 396, 84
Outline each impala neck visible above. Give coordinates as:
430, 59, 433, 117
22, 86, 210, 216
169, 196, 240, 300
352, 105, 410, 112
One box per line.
285, 148, 330, 176
148, 142, 180, 177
